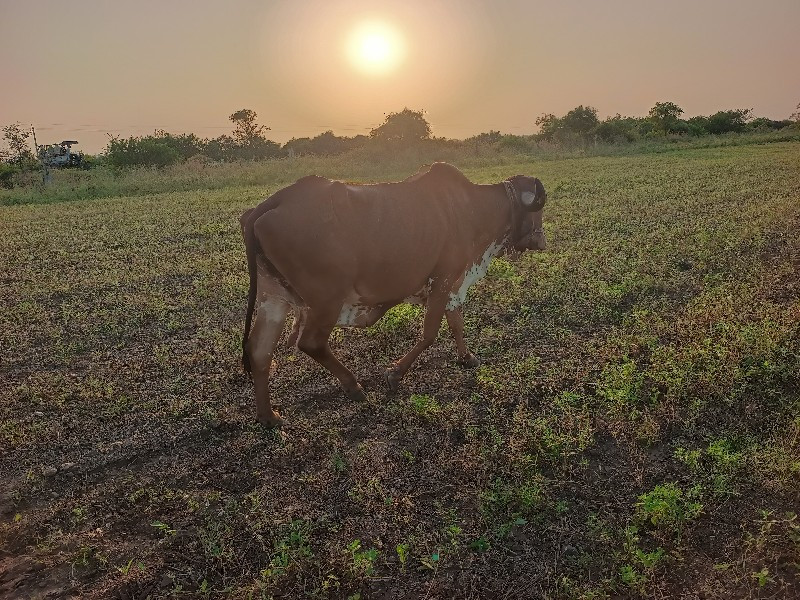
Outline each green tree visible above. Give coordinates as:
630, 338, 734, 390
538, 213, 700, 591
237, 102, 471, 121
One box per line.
594, 114, 639, 143
151, 130, 206, 159
686, 115, 709, 137
790, 102, 800, 126
535, 113, 562, 141
229, 109, 269, 145
225, 109, 280, 160
370, 108, 431, 144
562, 105, 599, 140
648, 101, 684, 135
2, 123, 34, 164
705, 109, 751, 134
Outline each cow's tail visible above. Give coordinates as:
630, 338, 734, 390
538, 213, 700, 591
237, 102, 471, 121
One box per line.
240, 208, 258, 375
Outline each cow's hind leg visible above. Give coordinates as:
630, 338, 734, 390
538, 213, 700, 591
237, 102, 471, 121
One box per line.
446, 308, 480, 368
248, 296, 290, 426
286, 309, 306, 348
297, 308, 367, 402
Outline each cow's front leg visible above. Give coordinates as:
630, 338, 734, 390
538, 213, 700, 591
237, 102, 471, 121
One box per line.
247, 296, 290, 426
446, 308, 480, 368
297, 307, 367, 402
386, 293, 449, 392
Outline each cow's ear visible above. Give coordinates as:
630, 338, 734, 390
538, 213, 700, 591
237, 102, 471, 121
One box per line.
521, 178, 546, 212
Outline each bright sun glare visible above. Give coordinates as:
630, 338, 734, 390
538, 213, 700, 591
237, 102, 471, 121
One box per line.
346, 20, 405, 75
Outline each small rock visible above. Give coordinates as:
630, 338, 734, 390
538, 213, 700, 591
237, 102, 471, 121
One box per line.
60, 462, 76, 472
562, 544, 578, 556
42, 466, 58, 477
33, 411, 45, 417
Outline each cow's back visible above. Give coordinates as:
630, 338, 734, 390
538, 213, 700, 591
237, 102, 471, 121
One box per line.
252, 166, 477, 305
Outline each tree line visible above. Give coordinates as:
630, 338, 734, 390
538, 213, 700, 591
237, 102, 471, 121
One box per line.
2, 102, 799, 175
535, 102, 796, 145
102, 107, 433, 167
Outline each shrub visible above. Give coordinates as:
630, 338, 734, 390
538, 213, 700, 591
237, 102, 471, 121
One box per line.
0, 162, 16, 188
635, 482, 703, 534
105, 136, 180, 168
705, 109, 752, 134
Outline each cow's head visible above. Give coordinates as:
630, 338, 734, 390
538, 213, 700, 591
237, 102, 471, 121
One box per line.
506, 176, 547, 252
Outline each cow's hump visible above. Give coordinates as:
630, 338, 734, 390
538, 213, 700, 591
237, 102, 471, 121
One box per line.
427, 162, 472, 186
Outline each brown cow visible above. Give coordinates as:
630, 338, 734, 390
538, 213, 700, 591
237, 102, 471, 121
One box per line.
240, 162, 546, 426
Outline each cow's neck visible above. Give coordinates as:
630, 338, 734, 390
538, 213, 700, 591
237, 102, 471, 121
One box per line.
444, 184, 515, 311
475, 183, 516, 247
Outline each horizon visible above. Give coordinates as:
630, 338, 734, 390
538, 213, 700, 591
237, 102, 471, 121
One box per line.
2, 0, 799, 154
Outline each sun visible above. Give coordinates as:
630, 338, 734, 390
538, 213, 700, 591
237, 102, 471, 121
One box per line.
346, 20, 405, 76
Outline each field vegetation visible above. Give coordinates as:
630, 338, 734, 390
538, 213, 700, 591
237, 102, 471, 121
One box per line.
3, 102, 798, 192
1, 139, 799, 598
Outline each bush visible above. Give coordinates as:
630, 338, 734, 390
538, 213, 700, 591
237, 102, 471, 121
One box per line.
687, 116, 709, 137
105, 136, 180, 168
284, 131, 367, 157
535, 105, 600, 145
705, 109, 751, 134
594, 115, 638, 143
748, 117, 791, 131
0, 163, 16, 188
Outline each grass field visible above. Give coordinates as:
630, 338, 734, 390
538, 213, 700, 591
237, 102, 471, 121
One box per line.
1, 141, 799, 599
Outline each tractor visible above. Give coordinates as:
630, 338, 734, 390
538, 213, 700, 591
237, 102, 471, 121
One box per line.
37, 140, 84, 168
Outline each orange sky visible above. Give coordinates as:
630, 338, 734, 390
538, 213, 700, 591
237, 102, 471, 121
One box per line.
2, 0, 798, 154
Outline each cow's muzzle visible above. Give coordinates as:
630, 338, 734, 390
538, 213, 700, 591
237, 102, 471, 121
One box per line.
531, 228, 547, 251
510, 229, 546, 252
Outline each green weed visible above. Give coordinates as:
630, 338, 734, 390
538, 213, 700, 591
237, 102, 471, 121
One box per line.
407, 393, 441, 418
346, 539, 379, 576
635, 483, 702, 537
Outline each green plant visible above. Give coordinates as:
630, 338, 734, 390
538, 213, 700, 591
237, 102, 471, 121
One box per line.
347, 539, 379, 576
469, 537, 490, 553
752, 567, 771, 588
635, 483, 702, 536
407, 393, 440, 418
619, 563, 646, 588
370, 303, 422, 335
151, 520, 176, 536
675, 437, 745, 496
115, 558, 136, 575
331, 451, 348, 473
597, 358, 645, 407
261, 520, 313, 583
396, 543, 409, 571
419, 550, 440, 571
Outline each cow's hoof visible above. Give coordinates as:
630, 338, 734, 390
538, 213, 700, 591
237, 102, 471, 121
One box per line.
385, 368, 402, 393
256, 410, 285, 428
346, 385, 368, 403
457, 353, 481, 368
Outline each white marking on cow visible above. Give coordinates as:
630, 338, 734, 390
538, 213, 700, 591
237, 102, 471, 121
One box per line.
446, 241, 505, 310
259, 297, 289, 324
403, 277, 434, 305
337, 303, 369, 326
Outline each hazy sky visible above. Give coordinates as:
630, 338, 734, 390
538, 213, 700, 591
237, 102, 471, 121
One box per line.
2, 0, 798, 153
